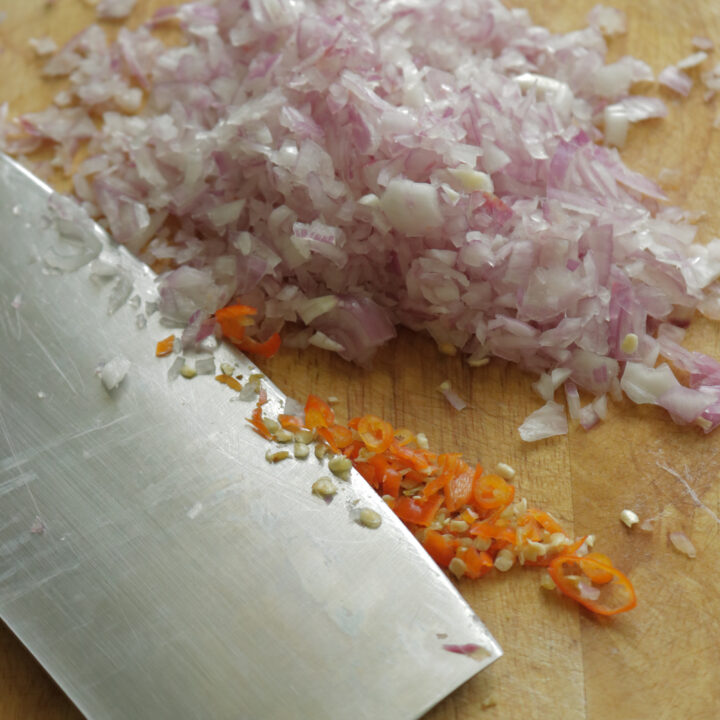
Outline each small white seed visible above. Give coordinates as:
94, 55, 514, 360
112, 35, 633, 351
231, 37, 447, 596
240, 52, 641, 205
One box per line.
620, 333, 639, 354
263, 417, 280, 434
293, 443, 310, 459
180, 364, 196, 379
328, 455, 352, 475
312, 476, 337, 497
273, 429, 293, 443
540, 572, 556, 590
314, 443, 327, 460
495, 462, 516, 480
294, 429, 314, 444
357, 507, 382, 529
415, 433, 429, 449
220, 362, 235, 376
448, 519, 469, 533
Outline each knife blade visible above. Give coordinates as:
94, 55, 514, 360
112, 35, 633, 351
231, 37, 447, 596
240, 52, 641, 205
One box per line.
0, 153, 501, 719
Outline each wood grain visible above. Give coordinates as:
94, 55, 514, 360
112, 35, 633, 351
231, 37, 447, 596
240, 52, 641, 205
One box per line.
1, 1, 719, 718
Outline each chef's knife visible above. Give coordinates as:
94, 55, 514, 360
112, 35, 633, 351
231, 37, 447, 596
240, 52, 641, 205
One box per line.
0, 153, 501, 719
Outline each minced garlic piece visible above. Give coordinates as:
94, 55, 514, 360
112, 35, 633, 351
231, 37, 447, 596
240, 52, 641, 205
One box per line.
448, 519, 469, 533
494, 548, 515, 572
473, 536, 492, 551
449, 557, 467, 579
539, 572, 556, 590
448, 167, 494, 193
620, 509, 639, 527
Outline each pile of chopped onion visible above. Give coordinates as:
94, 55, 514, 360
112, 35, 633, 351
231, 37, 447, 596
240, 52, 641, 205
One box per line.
4, 0, 720, 434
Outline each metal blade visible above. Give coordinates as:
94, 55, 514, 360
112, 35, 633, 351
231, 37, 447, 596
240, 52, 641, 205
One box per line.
0, 154, 500, 720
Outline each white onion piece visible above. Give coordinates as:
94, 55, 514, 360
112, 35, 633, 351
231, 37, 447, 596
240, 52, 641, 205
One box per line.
565, 381, 581, 421
676, 52, 708, 70
107, 271, 133, 315
692, 37, 714, 52
658, 66, 693, 96
379, 179, 443, 237
532, 373, 554, 402
587, 5, 627, 37
614, 96, 668, 121
195, 356, 216, 375
439, 382, 468, 411
97, 0, 137, 20
578, 580, 602, 601
620, 362, 679, 405
592, 394, 608, 420
603, 104, 629, 147
100, 355, 130, 390
29, 37, 58, 57
668, 531, 697, 559
519, 401, 568, 442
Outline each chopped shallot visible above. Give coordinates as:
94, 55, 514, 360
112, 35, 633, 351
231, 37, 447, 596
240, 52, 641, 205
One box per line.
5, 0, 720, 435
438, 381, 468, 411
692, 37, 714, 52
587, 5, 627, 37
668, 531, 697, 559
99, 355, 130, 390
658, 66, 693, 95
96, 0, 137, 20
518, 401, 568, 442
29, 37, 58, 57
676, 52, 708, 70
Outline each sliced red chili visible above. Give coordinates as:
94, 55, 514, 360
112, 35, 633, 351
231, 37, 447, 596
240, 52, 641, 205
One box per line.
548, 555, 637, 616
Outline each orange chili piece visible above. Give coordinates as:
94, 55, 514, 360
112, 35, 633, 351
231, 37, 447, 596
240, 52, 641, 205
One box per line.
393, 494, 444, 527
215, 374, 243, 392
278, 414, 304, 432
235, 332, 281, 359
247, 392, 272, 440
472, 472, 515, 511
548, 555, 637, 616
357, 415, 394, 454
155, 334, 175, 357
580, 553, 615, 585
304, 394, 335, 429
458, 547, 494, 579
423, 529, 458, 567
215, 304, 256, 343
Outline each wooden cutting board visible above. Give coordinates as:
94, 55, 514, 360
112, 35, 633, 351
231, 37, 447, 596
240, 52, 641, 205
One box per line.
1, 1, 719, 718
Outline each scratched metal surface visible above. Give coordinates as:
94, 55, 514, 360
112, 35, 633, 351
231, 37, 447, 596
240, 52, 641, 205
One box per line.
0, 155, 500, 720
